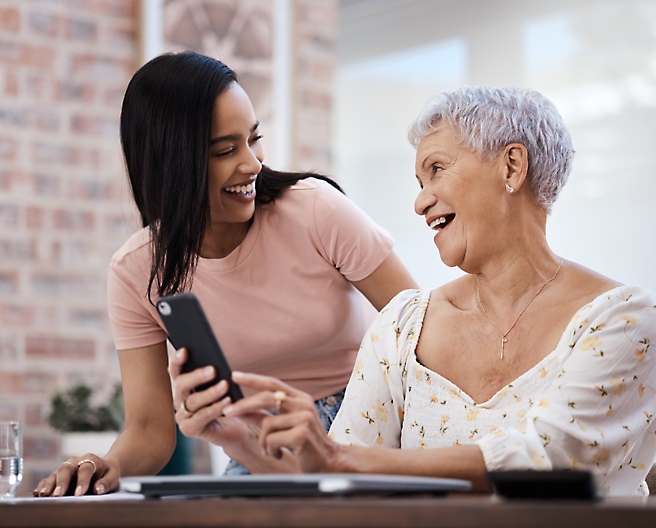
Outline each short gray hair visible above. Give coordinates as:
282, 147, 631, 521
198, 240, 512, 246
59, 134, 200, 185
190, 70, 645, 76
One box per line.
407, 86, 574, 213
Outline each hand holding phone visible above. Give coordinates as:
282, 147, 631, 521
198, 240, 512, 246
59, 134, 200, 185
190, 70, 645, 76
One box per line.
157, 292, 243, 402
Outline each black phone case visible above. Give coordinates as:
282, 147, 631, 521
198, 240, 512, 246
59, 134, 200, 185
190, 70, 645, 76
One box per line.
488, 470, 598, 500
156, 292, 243, 401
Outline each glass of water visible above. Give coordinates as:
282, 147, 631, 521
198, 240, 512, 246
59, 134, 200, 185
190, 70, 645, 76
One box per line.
0, 421, 23, 499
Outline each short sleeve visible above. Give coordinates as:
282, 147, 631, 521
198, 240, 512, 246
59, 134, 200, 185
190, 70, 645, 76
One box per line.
107, 243, 167, 351
476, 286, 656, 495
312, 182, 394, 282
329, 289, 428, 447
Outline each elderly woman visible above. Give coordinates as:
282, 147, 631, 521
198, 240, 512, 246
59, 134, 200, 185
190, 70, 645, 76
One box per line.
172, 86, 656, 496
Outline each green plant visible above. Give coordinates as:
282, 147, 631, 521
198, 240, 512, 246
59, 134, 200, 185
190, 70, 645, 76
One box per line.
47, 382, 124, 433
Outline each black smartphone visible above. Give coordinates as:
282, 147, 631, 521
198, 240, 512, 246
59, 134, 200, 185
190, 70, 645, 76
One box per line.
156, 292, 243, 401
488, 470, 598, 500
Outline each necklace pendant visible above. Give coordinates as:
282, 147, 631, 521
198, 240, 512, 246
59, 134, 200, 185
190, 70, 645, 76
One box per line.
476, 256, 564, 364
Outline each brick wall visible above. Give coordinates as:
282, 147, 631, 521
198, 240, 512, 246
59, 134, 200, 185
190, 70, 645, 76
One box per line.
0, 0, 138, 493
0, 0, 337, 495
292, 0, 336, 174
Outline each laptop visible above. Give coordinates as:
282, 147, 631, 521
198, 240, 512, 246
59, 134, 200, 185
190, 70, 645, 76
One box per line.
120, 473, 471, 498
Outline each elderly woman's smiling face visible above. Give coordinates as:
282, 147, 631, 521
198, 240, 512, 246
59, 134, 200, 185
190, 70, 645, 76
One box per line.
414, 125, 508, 272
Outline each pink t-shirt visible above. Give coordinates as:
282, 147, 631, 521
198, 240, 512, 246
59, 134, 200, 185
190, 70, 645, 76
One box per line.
107, 179, 394, 399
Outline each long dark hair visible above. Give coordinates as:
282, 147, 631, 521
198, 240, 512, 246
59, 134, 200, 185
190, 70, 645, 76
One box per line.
120, 51, 343, 303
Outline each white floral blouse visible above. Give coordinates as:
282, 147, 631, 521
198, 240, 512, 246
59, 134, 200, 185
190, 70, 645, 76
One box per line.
329, 285, 656, 496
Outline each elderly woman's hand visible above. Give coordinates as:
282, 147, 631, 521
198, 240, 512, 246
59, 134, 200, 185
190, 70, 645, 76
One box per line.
223, 372, 342, 473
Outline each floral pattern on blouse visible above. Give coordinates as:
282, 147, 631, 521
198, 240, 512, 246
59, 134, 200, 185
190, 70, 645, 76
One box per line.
329, 285, 656, 496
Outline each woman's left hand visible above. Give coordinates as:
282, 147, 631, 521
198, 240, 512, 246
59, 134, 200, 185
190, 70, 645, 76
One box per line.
169, 350, 302, 473
223, 372, 342, 473
169, 348, 264, 452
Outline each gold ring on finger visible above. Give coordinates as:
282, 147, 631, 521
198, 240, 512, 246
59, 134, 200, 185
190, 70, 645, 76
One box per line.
274, 390, 287, 413
78, 459, 97, 472
180, 400, 195, 416
61, 461, 76, 470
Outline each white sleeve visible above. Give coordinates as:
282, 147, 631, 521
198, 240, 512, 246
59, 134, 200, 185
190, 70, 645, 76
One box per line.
329, 290, 427, 447
476, 286, 656, 495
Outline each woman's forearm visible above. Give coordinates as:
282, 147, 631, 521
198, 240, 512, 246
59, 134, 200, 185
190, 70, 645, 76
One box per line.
334, 444, 492, 493
222, 372, 490, 487
103, 421, 177, 478
109, 343, 178, 478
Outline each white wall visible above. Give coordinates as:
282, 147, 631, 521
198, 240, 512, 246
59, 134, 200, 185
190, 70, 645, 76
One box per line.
336, 0, 656, 292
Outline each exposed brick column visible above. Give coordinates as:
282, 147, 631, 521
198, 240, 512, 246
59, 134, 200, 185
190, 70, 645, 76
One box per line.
0, 0, 138, 493
291, 0, 336, 175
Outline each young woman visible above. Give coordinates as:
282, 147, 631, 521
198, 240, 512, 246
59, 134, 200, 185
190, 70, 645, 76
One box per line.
34, 51, 416, 497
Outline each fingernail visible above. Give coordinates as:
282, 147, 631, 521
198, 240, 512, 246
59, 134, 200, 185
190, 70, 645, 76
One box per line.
95, 483, 105, 495
40, 487, 48, 496
176, 350, 183, 359
232, 371, 243, 380
53, 486, 61, 496
75, 485, 83, 496
204, 366, 214, 376
223, 404, 233, 415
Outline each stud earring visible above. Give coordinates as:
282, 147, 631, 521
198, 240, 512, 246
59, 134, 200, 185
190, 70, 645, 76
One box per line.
505, 184, 514, 193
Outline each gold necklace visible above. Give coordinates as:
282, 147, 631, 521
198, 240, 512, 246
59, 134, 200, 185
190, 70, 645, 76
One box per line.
476, 257, 564, 360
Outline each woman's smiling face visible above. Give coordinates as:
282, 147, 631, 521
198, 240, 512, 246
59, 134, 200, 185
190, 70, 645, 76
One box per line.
207, 82, 264, 228
414, 125, 505, 272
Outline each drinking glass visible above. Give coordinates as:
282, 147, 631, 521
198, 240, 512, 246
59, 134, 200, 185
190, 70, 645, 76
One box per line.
0, 421, 23, 498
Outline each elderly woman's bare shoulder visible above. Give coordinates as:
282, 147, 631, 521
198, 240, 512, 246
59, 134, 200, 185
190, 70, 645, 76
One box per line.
427, 275, 475, 311
559, 260, 623, 305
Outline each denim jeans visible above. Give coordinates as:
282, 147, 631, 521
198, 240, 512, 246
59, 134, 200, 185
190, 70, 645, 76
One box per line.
224, 388, 345, 476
